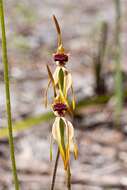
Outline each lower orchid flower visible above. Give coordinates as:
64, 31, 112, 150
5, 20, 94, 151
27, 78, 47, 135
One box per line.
50, 102, 78, 170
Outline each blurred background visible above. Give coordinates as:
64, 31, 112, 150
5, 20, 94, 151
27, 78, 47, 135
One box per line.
0, 0, 127, 189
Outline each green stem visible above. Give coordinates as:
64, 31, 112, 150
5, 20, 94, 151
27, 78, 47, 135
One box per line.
67, 164, 71, 190
0, 0, 20, 189
51, 149, 60, 190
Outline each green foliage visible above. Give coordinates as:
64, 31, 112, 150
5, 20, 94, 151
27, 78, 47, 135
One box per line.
0, 112, 54, 139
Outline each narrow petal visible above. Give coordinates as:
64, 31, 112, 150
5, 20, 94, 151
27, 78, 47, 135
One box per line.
73, 143, 78, 160
58, 68, 64, 93
50, 135, 53, 161
53, 66, 60, 85
52, 117, 66, 166
44, 80, 51, 107
59, 144, 66, 166
52, 15, 61, 46
62, 119, 74, 170
59, 118, 66, 166
71, 85, 76, 110
64, 72, 72, 97
69, 138, 78, 159
47, 65, 57, 97
65, 120, 74, 140
59, 118, 74, 142
52, 117, 60, 141
65, 144, 70, 170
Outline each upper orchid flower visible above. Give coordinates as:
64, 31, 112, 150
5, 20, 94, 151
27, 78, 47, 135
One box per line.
45, 15, 75, 110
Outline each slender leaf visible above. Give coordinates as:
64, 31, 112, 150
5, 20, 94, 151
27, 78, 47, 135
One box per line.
47, 65, 57, 97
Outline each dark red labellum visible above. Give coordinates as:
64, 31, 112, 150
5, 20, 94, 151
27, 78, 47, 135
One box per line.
53, 103, 67, 116
53, 53, 68, 63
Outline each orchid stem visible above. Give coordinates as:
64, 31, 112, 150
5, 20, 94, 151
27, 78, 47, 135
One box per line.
0, 0, 20, 189
67, 164, 71, 190
51, 149, 60, 190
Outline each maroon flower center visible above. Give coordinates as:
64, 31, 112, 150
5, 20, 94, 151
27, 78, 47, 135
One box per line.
53, 53, 68, 63
53, 103, 67, 115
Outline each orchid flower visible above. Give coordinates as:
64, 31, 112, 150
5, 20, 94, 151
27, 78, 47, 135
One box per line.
50, 100, 78, 170
45, 15, 75, 110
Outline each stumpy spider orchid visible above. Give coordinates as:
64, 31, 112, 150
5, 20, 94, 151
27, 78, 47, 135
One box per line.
45, 15, 78, 189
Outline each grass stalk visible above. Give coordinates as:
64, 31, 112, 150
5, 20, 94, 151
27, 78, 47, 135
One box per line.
0, 0, 20, 189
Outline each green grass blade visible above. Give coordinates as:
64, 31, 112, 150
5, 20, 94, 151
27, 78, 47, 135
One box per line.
0, 112, 54, 139
0, 0, 20, 189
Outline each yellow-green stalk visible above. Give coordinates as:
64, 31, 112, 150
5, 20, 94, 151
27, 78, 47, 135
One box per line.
0, 0, 20, 189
